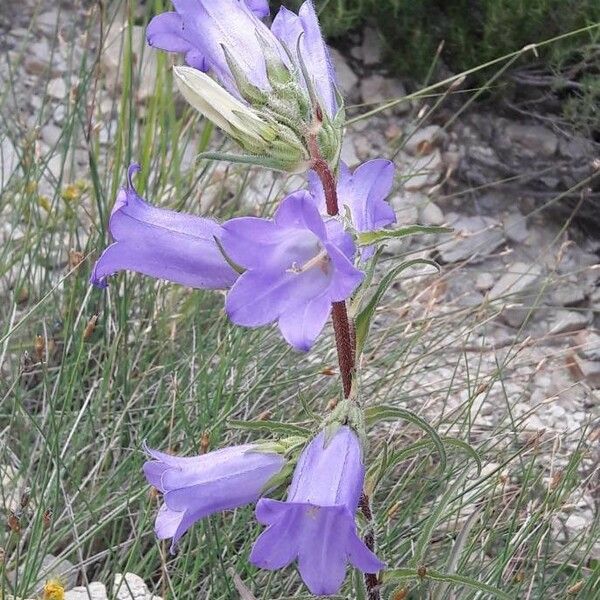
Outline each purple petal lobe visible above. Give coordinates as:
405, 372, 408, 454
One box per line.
155, 504, 185, 540
90, 170, 237, 290
346, 529, 386, 572
147, 12, 191, 54
226, 270, 295, 327
143, 444, 284, 552
278, 293, 331, 352
222, 189, 361, 350
245, 0, 270, 18
296, 506, 348, 595
298, 1, 338, 116
274, 191, 327, 240
250, 427, 383, 594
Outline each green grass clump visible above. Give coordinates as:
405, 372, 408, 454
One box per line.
281, 0, 600, 79
0, 2, 599, 600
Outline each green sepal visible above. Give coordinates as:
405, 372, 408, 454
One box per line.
198, 151, 306, 172
260, 461, 294, 495
221, 45, 268, 106
213, 236, 246, 275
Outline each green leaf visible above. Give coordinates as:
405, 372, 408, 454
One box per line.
410, 471, 469, 568
353, 569, 367, 600
357, 225, 452, 246
367, 437, 482, 495
382, 568, 511, 599
364, 405, 447, 473
354, 259, 439, 356
229, 419, 310, 436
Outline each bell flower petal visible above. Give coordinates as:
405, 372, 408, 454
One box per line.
168, 0, 285, 95
271, 1, 338, 117
250, 427, 384, 595
143, 443, 285, 552
309, 159, 396, 259
90, 164, 237, 290
222, 192, 364, 351
147, 0, 271, 74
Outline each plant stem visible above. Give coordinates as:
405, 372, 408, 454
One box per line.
359, 494, 381, 600
309, 144, 355, 399
309, 134, 380, 599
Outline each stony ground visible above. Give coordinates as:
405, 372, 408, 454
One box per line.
1, 1, 599, 597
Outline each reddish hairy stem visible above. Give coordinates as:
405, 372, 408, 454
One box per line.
308, 136, 355, 398
359, 494, 381, 600
309, 134, 380, 599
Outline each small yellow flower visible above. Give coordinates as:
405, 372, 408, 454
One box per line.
61, 184, 81, 203
43, 579, 65, 600
38, 196, 52, 213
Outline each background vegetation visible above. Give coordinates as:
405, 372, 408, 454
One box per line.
0, 2, 598, 600
282, 0, 600, 76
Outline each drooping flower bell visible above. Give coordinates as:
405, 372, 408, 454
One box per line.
143, 443, 285, 552
90, 164, 238, 290
221, 191, 364, 351
308, 159, 397, 259
250, 426, 384, 595
146, 1, 344, 172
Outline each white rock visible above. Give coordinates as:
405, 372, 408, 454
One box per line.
403, 150, 443, 191
41, 124, 62, 147
11, 554, 78, 593
419, 201, 445, 226
551, 282, 587, 306
548, 310, 590, 335
47, 78, 67, 99
102, 22, 158, 101
390, 195, 418, 226
114, 573, 161, 600
503, 213, 529, 243
329, 48, 358, 97
340, 136, 359, 167
403, 125, 445, 156
571, 356, 600, 388
504, 123, 558, 157
35, 10, 60, 35
66, 582, 108, 600
489, 262, 542, 301
439, 215, 506, 264
574, 330, 600, 361
565, 513, 589, 533
475, 272, 495, 292
359, 75, 409, 114
361, 27, 383, 65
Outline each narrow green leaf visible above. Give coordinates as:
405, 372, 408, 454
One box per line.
364, 405, 447, 473
354, 259, 440, 356
410, 471, 469, 568
382, 568, 511, 600
357, 225, 452, 246
229, 419, 310, 436
426, 570, 512, 599
432, 508, 483, 600
353, 569, 367, 600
